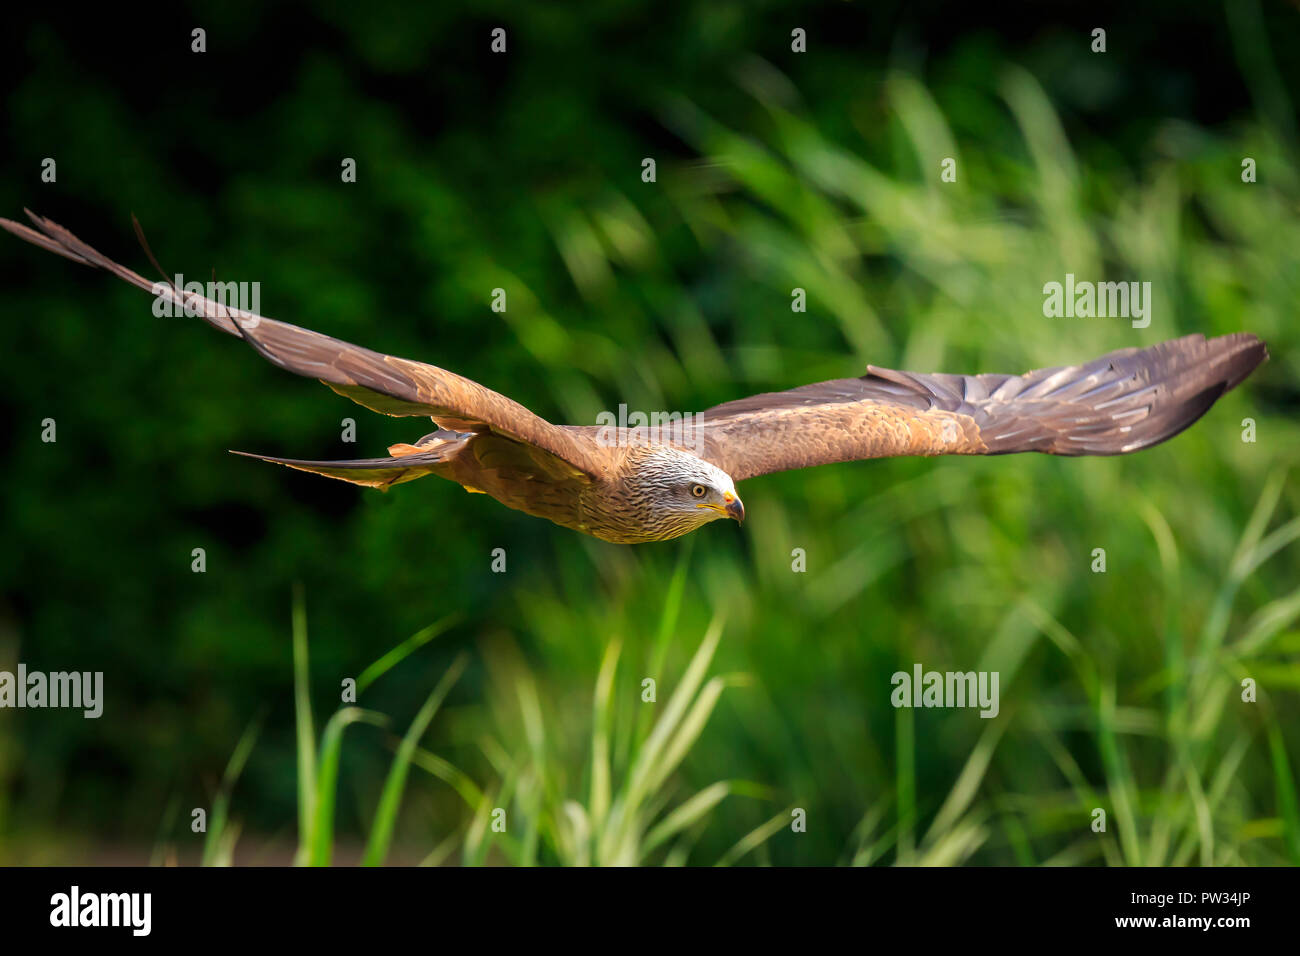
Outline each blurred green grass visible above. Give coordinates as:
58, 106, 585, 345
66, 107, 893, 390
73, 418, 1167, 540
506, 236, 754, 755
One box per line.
1, 4, 1298, 865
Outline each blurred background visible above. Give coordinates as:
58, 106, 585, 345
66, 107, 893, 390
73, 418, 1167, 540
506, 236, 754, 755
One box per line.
1, 1, 1298, 865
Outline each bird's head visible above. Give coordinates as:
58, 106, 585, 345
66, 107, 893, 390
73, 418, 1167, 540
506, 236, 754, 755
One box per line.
622, 446, 744, 540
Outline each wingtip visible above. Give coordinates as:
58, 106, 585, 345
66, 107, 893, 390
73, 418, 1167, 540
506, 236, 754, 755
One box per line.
1217, 331, 1269, 392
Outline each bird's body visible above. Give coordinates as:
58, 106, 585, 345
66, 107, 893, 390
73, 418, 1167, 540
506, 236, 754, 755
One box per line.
3, 212, 1268, 543
303, 430, 740, 543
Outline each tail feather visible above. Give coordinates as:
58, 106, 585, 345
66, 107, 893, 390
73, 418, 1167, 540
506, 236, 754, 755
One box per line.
231, 432, 468, 489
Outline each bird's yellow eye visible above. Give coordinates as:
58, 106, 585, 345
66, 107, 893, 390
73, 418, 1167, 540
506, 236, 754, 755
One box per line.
691, 484, 707, 498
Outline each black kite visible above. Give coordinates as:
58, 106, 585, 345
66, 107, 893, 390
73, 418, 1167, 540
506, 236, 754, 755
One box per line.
3, 212, 1267, 543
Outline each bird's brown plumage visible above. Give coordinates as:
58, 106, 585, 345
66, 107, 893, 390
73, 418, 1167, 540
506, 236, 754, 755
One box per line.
2, 211, 1269, 543
682, 332, 1268, 480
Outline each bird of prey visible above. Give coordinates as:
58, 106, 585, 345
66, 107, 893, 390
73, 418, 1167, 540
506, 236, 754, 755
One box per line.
3, 212, 1268, 544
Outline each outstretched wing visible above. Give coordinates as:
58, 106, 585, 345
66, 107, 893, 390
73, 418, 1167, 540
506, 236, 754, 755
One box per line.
1, 211, 607, 480
693, 333, 1267, 481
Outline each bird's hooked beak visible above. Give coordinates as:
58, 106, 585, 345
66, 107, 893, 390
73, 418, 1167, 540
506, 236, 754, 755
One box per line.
723, 490, 745, 524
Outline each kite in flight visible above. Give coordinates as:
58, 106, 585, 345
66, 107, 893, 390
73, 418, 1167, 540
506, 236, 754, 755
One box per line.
3, 212, 1267, 543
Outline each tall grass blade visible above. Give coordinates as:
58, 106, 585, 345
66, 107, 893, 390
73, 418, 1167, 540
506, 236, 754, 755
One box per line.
362, 653, 468, 866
